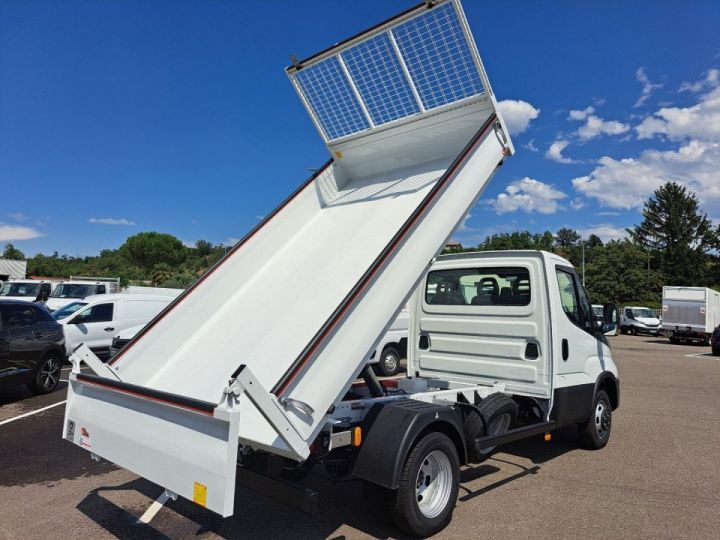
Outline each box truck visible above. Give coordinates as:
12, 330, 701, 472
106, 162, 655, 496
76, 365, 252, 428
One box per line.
662, 286, 720, 344
62, 2, 619, 535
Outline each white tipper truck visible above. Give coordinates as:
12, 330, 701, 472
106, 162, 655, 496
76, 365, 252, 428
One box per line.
62, 2, 619, 536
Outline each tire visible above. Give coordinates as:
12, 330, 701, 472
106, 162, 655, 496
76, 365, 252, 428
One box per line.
376, 346, 400, 377
712, 346, 720, 356
629, 326, 637, 336
389, 432, 460, 537
578, 390, 612, 450
464, 394, 518, 463
27, 352, 62, 395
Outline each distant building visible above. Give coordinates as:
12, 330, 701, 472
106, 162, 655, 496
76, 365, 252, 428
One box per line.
0, 259, 27, 281
444, 241, 463, 253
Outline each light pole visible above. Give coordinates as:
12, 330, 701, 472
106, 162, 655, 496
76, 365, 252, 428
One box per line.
582, 242, 585, 286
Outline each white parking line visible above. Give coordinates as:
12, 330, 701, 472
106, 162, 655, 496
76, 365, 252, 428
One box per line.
685, 352, 718, 359
137, 492, 169, 525
0, 400, 67, 427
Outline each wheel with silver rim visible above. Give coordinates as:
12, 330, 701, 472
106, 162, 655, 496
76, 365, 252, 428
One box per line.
579, 389, 612, 449
28, 352, 62, 394
376, 345, 400, 376
391, 432, 460, 537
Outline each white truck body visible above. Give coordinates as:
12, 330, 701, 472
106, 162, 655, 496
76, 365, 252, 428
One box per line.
61, 3, 619, 535
662, 286, 720, 343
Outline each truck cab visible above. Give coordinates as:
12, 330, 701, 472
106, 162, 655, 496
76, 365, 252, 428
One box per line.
0, 279, 54, 303
46, 277, 120, 311
410, 250, 618, 425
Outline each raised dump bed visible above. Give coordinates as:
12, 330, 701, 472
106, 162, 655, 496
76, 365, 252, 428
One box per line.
64, 0, 513, 517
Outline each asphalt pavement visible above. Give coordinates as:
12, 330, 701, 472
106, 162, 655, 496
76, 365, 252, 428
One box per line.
0, 336, 718, 539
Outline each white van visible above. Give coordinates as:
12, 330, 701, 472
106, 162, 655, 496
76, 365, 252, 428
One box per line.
53, 294, 174, 359
0, 279, 55, 303
369, 306, 409, 376
620, 306, 661, 335
46, 277, 120, 311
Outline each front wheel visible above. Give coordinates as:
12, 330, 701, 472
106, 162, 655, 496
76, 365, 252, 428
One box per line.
27, 353, 62, 395
390, 432, 460, 537
578, 390, 612, 450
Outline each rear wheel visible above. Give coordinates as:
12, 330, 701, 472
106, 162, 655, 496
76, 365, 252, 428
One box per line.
390, 432, 460, 537
376, 346, 400, 377
712, 346, 720, 356
27, 352, 61, 395
578, 390, 612, 449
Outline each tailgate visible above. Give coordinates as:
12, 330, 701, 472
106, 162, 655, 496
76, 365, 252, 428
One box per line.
63, 373, 240, 517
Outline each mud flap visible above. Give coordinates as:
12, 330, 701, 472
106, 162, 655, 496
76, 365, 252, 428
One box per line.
63, 373, 240, 517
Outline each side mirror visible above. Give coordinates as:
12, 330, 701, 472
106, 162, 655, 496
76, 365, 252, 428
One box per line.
603, 303, 617, 324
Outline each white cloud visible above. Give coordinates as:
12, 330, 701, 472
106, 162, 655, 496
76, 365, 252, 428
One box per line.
546, 139, 575, 164
7, 212, 30, 223
497, 99, 540, 135
523, 139, 538, 152
88, 217, 135, 226
572, 140, 720, 211
596, 211, 620, 216
570, 198, 585, 210
679, 68, 720, 93
457, 213, 472, 232
569, 106, 595, 121
634, 67, 663, 107
224, 237, 240, 245
636, 86, 720, 141
488, 177, 567, 215
577, 225, 627, 242
0, 223, 43, 242
576, 115, 630, 140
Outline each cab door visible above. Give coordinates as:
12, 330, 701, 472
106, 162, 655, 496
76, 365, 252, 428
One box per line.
550, 264, 612, 421
64, 302, 116, 359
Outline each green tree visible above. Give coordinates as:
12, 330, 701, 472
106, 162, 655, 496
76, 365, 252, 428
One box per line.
194, 240, 213, 257
2, 243, 25, 260
555, 228, 581, 248
628, 182, 717, 285
120, 232, 186, 270
584, 240, 663, 306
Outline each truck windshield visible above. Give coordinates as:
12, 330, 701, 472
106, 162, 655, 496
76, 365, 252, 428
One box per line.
51, 284, 97, 299
0, 282, 40, 297
52, 302, 88, 320
632, 308, 654, 318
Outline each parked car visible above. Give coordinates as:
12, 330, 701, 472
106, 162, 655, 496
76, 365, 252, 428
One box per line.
711, 326, 720, 356
0, 280, 54, 303
0, 300, 65, 394
620, 306, 662, 335
54, 293, 175, 360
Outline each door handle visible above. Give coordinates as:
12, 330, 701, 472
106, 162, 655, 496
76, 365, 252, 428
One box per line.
104, 327, 115, 332
562, 338, 569, 361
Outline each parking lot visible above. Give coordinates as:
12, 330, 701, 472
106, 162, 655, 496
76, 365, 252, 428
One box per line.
0, 334, 718, 539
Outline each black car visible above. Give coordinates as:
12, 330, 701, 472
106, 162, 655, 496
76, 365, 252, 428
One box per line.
711, 325, 720, 356
0, 300, 65, 394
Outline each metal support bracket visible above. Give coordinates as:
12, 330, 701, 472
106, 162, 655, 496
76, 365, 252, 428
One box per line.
70, 344, 121, 381
224, 365, 310, 461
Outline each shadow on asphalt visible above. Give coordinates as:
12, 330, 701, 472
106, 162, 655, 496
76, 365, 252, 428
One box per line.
0, 380, 67, 407
74, 437, 583, 540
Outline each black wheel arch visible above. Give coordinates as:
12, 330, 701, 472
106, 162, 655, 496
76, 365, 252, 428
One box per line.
351, 399, 466, 490
595, 371, 619, 410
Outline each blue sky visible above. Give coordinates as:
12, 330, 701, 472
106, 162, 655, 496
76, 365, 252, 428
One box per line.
1, 0, 719, 255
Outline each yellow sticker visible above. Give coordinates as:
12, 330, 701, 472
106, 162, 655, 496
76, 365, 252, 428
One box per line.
193, 482, 207, 507
334, 151, 343, 159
